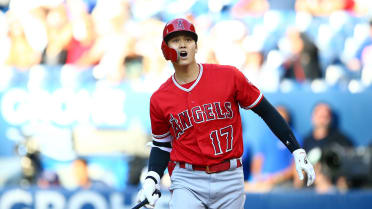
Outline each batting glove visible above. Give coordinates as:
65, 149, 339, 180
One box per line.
136, 171, 161, 209
293, 148, 316, 186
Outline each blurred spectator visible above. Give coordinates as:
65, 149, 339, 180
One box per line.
241, 38, 281, 91
295, 0, 356, 16
5, 11, 42, 70
90, 0, 135, 82
72, 157, 90, 188
231, 0, 270, 18
41, 4, 72, 66
347, 19, 372, 71
65, 0, 98, 67
303, 102, 354, 193
71, 157, 109, 189
136, 18, 169, 80
280, 27, 323, 82
37, 170, 61, 188
209, 19, 248, 67
303, 102, 353, 151
5, 137, 43, 187
242, 49, 265, 82
244, 105, 302, 192
0, 10, 10, 66
347, 18, 372, 86
360, 43, 372, 86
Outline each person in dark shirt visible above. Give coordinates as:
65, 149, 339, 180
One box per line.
282, 28, 323, 82
303, 102, 353, 152
302, 102, 353, 193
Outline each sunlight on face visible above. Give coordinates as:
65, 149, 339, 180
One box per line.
167, 33, 197, 65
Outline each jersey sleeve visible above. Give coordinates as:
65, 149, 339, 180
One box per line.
149, 95, 173, 152
233, 67, 263, 109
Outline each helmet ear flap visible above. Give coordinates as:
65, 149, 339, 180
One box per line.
161, 41, 178, 62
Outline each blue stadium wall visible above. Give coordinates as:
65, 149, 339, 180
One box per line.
0, 76, 371, 157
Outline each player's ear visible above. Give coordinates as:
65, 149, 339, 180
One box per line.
195, 42, 198, 53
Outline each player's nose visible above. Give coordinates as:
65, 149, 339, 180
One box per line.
179, 38, 188, 47
179, 40, 186, 48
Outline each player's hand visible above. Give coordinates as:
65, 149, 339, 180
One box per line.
293, 148, 316, 186
136, 171, 161, 208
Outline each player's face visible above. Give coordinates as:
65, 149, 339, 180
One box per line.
167, 33, 197, 65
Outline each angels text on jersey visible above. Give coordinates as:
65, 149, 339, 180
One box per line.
169, 101, 233, 139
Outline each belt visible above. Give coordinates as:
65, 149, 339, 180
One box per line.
177, 158, 242, 174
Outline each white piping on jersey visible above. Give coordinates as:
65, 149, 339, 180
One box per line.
152, 134, 172, 143
152, 131, 171, 139
172, 63, 203, 92
243, 92, 263, 109
146, 142, 172, 153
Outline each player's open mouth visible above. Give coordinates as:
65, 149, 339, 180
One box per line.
180, 51, 188, 57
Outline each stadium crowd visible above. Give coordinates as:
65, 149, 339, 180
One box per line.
0, 0, 371, 91
0, 0, 371, 195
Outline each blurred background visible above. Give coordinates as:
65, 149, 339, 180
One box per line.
0, 0, 371, 208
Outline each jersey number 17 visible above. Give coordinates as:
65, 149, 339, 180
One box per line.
209, 125, 233, 155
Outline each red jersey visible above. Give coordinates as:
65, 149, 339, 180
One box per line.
150, 63, 262, 166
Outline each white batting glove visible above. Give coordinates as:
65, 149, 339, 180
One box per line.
136, 171, 161, 209
293, 148, 316, 186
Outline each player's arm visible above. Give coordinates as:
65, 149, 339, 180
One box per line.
148, 146, 170, 179
136, 96, 171, 208
147, 95, 172, 180
147, 131, 172, 181
251, 97, 300, 152
251, 97, 315, 186
136, 138, 170, 208
136, 147, 169, 208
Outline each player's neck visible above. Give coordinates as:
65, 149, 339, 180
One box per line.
173, 62, 199, 85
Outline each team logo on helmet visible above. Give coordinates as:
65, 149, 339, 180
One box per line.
176, 19, 184, 30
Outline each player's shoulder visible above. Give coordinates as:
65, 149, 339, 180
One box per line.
201, 63, 241, 79
202, 63, 238, 72
150, 76, 173, 101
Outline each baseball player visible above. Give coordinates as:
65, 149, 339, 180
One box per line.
136, 18, 315, 209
